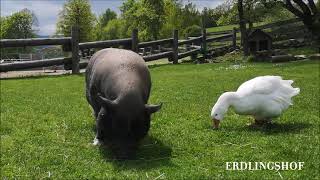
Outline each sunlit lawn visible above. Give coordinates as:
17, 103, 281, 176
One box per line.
206, 22, 265, 33
1, 59, 319, 179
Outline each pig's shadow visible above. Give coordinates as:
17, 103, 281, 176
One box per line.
98, 135, 174, 170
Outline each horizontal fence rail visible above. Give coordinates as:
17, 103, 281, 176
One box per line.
138, 38, 173, 48
143, 51, 173, 62
0, 57, 72, 72
253, 18, 301, 30
178, 36, 202, 46
0, 38, 71, 48
79, 38, 132, 49
1, 18, 304, 74
178, 48, 201, 59
207, 30, 236, 36
64, 61, 88, 70
206, 34, 233, 43
0, 26, 236, 72
208, 45, 233, 52
269, 25, 306, 35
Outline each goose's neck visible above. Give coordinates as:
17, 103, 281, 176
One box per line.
216, 92, 239, 108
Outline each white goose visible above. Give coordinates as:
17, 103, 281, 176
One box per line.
211, 76, 300, 128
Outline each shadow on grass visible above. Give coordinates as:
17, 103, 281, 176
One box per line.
243, 122, 311, 134
98, 135, 174, 170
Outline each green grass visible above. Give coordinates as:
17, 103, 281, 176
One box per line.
1, 60, 319, 179
207, 24, 239, 33
206, 22, 265, 33
285, 46, 319, 56
146, 58, 170, 65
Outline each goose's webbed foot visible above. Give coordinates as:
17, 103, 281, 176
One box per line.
248, 118, 272, 128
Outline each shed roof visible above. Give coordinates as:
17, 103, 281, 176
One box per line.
248, 29, 272, 40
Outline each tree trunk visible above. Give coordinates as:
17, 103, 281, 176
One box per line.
282, 0, 320, 44
304, 15, 320, 43
238, 0, 249, 56
248, 21, 253, 31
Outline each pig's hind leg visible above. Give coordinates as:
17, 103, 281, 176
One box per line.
93, 108, 105, 146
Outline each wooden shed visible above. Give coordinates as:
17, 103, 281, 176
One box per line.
248, 29, 272, 53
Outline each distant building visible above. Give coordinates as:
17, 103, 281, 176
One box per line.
248, 29, 272, 53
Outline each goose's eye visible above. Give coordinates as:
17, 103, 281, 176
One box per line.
215, 114, 218, 116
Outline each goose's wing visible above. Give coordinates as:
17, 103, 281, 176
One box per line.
236, 76, 281, 97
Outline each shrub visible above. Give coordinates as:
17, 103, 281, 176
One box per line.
102, 19, 127, 40
246, 55, 256, 62
183, 25, 202, 38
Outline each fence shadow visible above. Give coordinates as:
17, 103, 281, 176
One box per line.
98, 135, 174, 170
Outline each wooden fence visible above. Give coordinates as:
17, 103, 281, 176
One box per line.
206, 18, 306, 42
1, 18, 308, 73
0, 27, 237, 73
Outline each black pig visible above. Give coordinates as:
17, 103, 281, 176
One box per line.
85, 48, 162, 159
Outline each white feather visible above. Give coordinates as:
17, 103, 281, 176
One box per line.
211, 76, 300, 121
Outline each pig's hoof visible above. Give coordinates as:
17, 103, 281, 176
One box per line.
92, 137, 102, 146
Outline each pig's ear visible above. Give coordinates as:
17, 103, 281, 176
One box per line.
145, 103, 162, 114
97, 93, 117, 109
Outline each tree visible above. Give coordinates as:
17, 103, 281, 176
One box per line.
201, 7, 218, 28
121, 0, 165, 40
262, 0, 319, 41
1, 8, 39, 57
215, 0, 294, 26
238, 0, 249, 56
101, 19, 127, 40
120, 0, 136, 14
95, 8, 117, 40
282, 0, 319, 40
160, 0, 202, 38
160, 0, 182, 38
260, 2, 295, 23
180, 3, 201, 30
56, 0, 95, 42
99, 8, 117, 27
1, 8, 38, 39
143, 0, 165, 40
183, 24, 202, 37
216, 5, 238, 25
213, 0, 237, 26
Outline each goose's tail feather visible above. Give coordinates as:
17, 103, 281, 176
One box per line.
283, 80, 294, 85
275, 79, 300, 108
291, 88, 300, 97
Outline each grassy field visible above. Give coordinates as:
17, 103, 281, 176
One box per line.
207, 24, 239, 33
206, 21, 270, 33
1, 59, 319, 179
206, 22, 265, 33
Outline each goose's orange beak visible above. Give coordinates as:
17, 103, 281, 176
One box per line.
213, 119, 220, 129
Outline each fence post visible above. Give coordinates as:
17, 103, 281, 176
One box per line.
201, 28, 207, 59
233, 28, 237, 50
131, 29, 138, 52
191, 53, 197, 61
71, 26, 80, 74
172, 29, 179, 64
